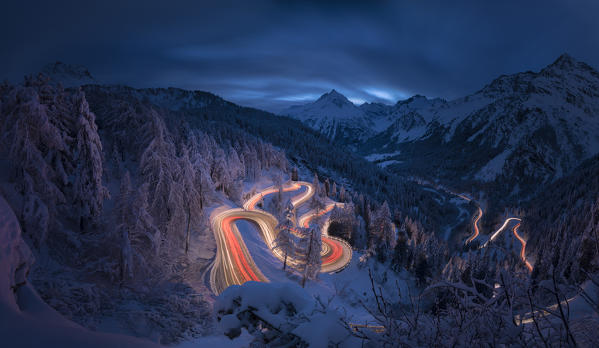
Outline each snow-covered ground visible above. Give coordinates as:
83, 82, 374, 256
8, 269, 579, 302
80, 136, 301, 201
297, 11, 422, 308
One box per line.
0, 194, 261, 347
364, 151, 401, 162
234, 215, 412, 324
475, 148, 512, 182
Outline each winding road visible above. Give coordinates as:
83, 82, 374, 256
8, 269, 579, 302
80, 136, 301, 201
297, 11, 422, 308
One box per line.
450, 191, 532, 272
209, 181, 352, 295
512, 223, 533, 272
465, 207, 483, 245
298, 203, 353, 273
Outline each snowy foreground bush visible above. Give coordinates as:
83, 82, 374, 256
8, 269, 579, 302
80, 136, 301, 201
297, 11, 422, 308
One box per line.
0, 195, 162, 348
215, 281, 361, 347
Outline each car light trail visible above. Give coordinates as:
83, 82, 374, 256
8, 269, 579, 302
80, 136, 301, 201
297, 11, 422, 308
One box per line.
512, 223, 533, 272
300, 204, 337, 228
209, 181, 352, 294
244, 182, 303, 210
465, 207, 483, 245
482, 217, 522, 248
222, 216, 261, 282
322, 238, 343, 264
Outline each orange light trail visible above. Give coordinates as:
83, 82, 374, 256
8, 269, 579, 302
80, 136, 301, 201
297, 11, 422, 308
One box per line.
512, 223, 533, 272
302, 204, 336, 228
466, 207, 483, 244
246, 183, 302, 210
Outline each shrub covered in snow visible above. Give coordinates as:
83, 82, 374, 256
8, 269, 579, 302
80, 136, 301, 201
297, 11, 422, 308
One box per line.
215, 281, 360, 347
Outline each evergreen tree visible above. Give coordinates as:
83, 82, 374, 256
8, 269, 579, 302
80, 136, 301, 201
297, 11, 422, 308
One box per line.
71, 91, 108, 231
130, 183, 162, 273
301, 226, 322, 287
274, 200, 295, 270
178, 146, 203, 254
312, 173, 320, 197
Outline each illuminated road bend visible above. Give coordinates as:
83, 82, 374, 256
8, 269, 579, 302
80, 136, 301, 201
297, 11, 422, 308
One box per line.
465, 207, 483, 245
298, 203, 352, 273
474, 216, 533, 272
209, 181, 352, 294
210, 208, 275, 295
481, 217, 522, 248
512, 223, 533, 272
456, 193, 532, 272
243, 181, 312, 210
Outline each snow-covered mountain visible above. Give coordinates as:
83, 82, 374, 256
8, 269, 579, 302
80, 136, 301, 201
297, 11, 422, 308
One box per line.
361, 54, 599, 201
41, 62, 97, 87
282, 89, 447, 144
282, 89, 376, 141
362, 95, 447, 140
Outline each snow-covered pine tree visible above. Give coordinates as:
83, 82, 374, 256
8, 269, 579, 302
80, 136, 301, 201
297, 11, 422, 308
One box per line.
188, 132, 214, 210
301, 226, 322, 287
376, 201, 395, 249
71, 91, 108, 231
241, 144, 259, 180
211, 147, 230, 193
227, 146, 245, 183
269, 174, 285, 218
178, 145, 203, 254
274, 199, 295, 270
1, 81, 67, 222
129, 183, 162, 277
310, 173, 327, 213
312, 173, 320, 197
139, 113, 177, 234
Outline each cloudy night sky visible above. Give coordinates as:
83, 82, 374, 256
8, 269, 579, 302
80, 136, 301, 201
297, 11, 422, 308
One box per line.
2, 0, 599, 112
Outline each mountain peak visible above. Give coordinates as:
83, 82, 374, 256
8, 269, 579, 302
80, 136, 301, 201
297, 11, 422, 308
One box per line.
538, 53, 599, 81
548, 53, 578, 70
316, 89, 352, 107
319, 89, 347, 100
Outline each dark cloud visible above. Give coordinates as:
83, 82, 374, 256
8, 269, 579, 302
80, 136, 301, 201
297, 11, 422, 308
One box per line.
2, 0, 598, 112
